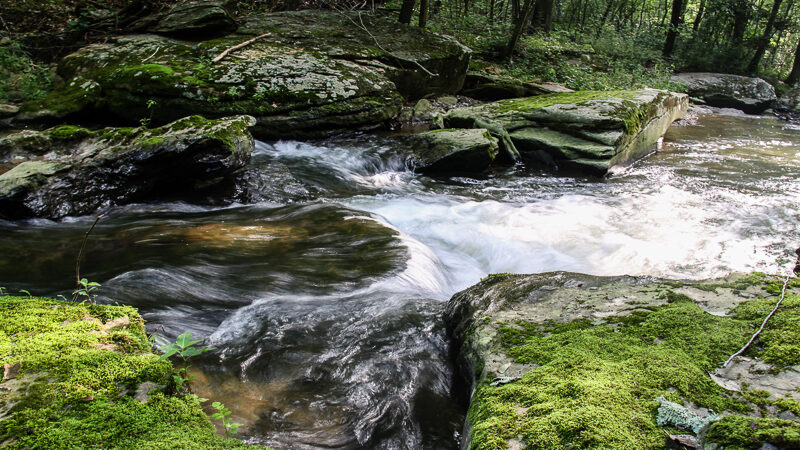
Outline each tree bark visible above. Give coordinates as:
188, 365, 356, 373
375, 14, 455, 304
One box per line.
786, 37, 800, 85
504, 0, 537, 59
530, 0, 553, 33
692, 0, 706, 31
418, 0, 429, 27
746, 0, 783, 73
663, 0, 684, 57
399, 0, 415, 24
731, 0, 749, 46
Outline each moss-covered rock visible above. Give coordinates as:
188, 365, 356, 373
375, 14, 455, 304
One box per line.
403, 128, 499, 174
445, 272, 800, 449
0, 296, 253, 449
16, 11, 471, 139
0, 115, 256, 219
671, 72, 777, 114
459, 71, 572, 101
438, 89, 687, 175
776, 86, 800, 115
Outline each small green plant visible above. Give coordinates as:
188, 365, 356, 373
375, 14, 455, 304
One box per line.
157, 332, 214, 392
19, 289, 32, 298
0, 286, 6, 296
211, 401, 242, 437
139, 99, 158, 128
72, 278, 101, 304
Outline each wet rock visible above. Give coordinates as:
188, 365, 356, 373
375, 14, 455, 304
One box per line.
0, 115, 255, 219
776, 87, 800, 115
16, 11, 470, 139
671, 72, 776, 114
439, 89, 687, 175
445, 271, 800, 449
149, 0, 237, 37
404, 128, 499, 174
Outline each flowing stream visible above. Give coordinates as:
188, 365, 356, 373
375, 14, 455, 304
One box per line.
1, 111, 799, 448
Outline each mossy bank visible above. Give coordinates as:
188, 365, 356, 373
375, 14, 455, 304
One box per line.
0, 296, 256, 449
445, 272, 800, 449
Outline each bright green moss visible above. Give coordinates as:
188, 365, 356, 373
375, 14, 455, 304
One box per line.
695, 272, 769, 293
705, 415, 800, 449
47, 125, 92, 141
473, 290, 800, 449
489, 90, 638, 114
0, 296, 254, 449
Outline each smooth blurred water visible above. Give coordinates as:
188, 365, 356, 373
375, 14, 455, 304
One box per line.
1, 111, 798, 448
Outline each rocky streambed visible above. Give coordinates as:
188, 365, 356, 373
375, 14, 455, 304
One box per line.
1, 6, 799, 450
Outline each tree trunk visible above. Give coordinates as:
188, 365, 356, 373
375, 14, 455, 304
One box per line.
786, 37, 800, 85
731, 0, 749, 46
663, 0, 684, 57
746, 0, 783, 73
504, 0, 537, 59
530, 0, 554, 33
692, 0, 706, 32
399, 0, 415, 24
418, 0, 429, 27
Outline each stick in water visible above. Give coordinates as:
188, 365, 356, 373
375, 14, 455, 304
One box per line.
75, 214, 105, 289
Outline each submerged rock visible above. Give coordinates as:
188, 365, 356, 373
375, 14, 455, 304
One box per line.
16, 10, 470, 139
438, 89, 687, 175
671, 72, 776, 114
0, 115, 255, 219
445, 271, 800, 449
404, 128, 499, 174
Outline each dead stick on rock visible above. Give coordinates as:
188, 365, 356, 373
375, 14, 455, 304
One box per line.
75, 214, 104, 291
142, 46, 160, 62
211, 33, 271, 63
722, 274, 791, 368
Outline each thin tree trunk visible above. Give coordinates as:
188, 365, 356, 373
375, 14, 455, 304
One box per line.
418, 0, 429, 27
399, 0, 415, 24
505, 0, 537, 59
786, 37, 800, 85
530, 0, 553, 33
747, 0, 783, 73
692, 0, 706, 32
663, 0, 684, 57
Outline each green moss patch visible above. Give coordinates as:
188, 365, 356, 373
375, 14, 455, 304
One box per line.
0, 296, 251, 449
468, 290, 800, 449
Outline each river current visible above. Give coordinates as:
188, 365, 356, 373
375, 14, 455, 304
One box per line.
1, 111, 799, 448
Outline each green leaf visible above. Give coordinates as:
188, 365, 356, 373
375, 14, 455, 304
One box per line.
175, 332, 201, 349
212, 401, 223, 410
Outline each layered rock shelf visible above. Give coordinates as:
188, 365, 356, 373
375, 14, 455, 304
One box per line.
436, 89, 688, 175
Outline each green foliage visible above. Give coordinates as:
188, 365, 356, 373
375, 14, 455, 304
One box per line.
140, 99, 159, 128
705, 415, 800, 449
158, 332, 214, 392
72, 277, 101, 304
0, 40, 52, 103
211, 401, 243, 437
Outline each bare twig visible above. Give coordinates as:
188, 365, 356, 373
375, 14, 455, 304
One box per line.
75, 214, 105, 290
211, 33, 271, 63
722, 275, 791, 368
142, 46, 160, 62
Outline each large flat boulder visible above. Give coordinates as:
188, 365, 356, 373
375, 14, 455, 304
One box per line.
438, 89, 687, 175
0, 115, 255, 219
671, 72, 776, 114
15, 11, 471, 139
445, 271, 800, 449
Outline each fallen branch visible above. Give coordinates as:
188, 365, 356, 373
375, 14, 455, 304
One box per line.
142, 46, 160, 62
211, 33, 270, 63
722, 274, 791, 368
